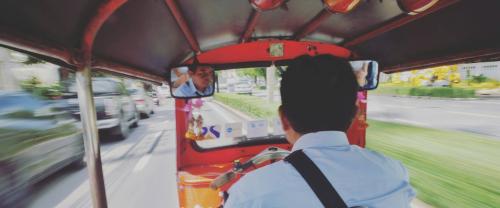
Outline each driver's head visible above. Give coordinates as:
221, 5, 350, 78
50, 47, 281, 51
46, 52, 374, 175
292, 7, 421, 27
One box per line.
188, 65, 213, 91
279, 55, 358, 141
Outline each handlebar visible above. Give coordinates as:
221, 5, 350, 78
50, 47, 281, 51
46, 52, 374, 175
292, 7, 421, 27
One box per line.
210, 146, 290, 189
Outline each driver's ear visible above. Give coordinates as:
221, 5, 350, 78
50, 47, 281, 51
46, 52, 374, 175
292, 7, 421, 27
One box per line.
278, 106, 291, 132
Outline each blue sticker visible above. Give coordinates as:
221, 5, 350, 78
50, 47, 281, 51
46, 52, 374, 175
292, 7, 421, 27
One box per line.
209, 126, 221, 138
226, 127, 233, 133
201, 127, 208, 136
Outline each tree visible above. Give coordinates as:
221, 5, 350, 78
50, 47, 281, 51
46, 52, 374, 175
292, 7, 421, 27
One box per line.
21, 76, 42, 92
237, 68, 266, 84
21, 76, 62, 99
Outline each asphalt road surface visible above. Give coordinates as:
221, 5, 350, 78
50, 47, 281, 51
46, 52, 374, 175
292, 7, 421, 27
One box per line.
238, 90, 500, 138
26, 100, 179, 208
368, 95, 500, 138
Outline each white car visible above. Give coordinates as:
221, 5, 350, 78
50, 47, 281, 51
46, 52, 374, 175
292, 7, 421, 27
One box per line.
129, 88, 154, 118
233, 82, 253, 95
157, 85, 171, 98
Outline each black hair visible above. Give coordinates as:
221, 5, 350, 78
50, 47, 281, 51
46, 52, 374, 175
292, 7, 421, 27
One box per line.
188, 56, 200, 72
280, 55, 358, 134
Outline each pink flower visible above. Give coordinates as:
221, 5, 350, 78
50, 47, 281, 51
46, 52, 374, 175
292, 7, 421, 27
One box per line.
182, 100, 193, 112
357, 92, 367, 104
191, 98, 204, 109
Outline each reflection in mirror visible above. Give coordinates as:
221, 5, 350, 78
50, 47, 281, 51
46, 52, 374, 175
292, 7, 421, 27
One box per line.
350, 60, 379, 90
169, 65, 215, 98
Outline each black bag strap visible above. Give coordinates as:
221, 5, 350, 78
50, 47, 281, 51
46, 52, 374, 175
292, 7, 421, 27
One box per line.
285, 149, 348, 208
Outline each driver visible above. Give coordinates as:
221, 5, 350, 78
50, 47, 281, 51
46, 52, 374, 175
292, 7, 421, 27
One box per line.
224, 55, 415, 207
173, 65, 214, 97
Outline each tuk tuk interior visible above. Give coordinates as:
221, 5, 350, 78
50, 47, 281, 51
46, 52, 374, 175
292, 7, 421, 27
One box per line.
1, 0, 499, 207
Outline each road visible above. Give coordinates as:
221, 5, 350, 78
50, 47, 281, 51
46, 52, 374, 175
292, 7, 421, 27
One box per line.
26, 98, 248, 208
368, 95, 500, 138
27, 100, 179, 208
251, 90, 500, 138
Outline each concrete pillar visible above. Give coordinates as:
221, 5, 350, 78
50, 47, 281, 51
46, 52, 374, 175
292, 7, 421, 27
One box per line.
266, 66, 276, 103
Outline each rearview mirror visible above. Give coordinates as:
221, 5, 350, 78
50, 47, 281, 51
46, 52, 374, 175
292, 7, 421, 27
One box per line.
350, 60, 379, 90
168, 65, 215, 99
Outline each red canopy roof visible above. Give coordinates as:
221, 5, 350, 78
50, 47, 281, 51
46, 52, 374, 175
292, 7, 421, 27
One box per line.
0, 0, 499, 82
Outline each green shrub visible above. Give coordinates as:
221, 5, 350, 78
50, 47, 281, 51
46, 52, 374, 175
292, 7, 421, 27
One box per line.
373, 86, 475, 98
21, 76, 63, 99
367, 120, 500, 208
408, 87, 475, 98
214, 93, 279, 119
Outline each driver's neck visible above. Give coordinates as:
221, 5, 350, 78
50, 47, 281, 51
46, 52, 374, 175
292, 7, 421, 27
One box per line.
286, 131, 302, 145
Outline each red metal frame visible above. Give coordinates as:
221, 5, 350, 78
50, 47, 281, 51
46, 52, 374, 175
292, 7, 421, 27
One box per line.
343, 0, 459, 48
176, 41, 363, 170
82, 0, 128, 64
184, 40, 351, 65
79, 1, 129, 207
165, 0, 202, 53
176, 102, 367, 170
175, 90, 368, 208
240, 10, 261, 43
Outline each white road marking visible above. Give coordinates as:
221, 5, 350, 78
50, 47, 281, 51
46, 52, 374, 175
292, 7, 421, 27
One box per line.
104, 143, 133, 159
133, 154, 152, 173
132, 131, 163, 173
54, 162, 120, 208
55, 133, 158, 208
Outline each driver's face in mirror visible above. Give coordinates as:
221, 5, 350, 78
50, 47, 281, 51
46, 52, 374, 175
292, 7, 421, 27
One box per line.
189, 66, 214, 92
171, 65, 214, 98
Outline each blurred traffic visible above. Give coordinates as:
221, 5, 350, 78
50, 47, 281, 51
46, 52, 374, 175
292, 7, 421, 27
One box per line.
0, 48, 166, 207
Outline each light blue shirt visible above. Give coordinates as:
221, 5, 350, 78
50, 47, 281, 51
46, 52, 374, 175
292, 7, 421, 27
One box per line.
173, 79, 213, 97
225, 131, 416, 208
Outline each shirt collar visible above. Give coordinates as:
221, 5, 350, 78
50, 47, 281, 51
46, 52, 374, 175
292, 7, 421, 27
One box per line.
291, 131, 349, 152
187, 79, 198, 94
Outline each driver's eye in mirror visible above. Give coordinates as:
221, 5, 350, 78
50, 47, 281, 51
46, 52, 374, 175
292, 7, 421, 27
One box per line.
169, 65, 215, 98
350, 60, 379, 90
